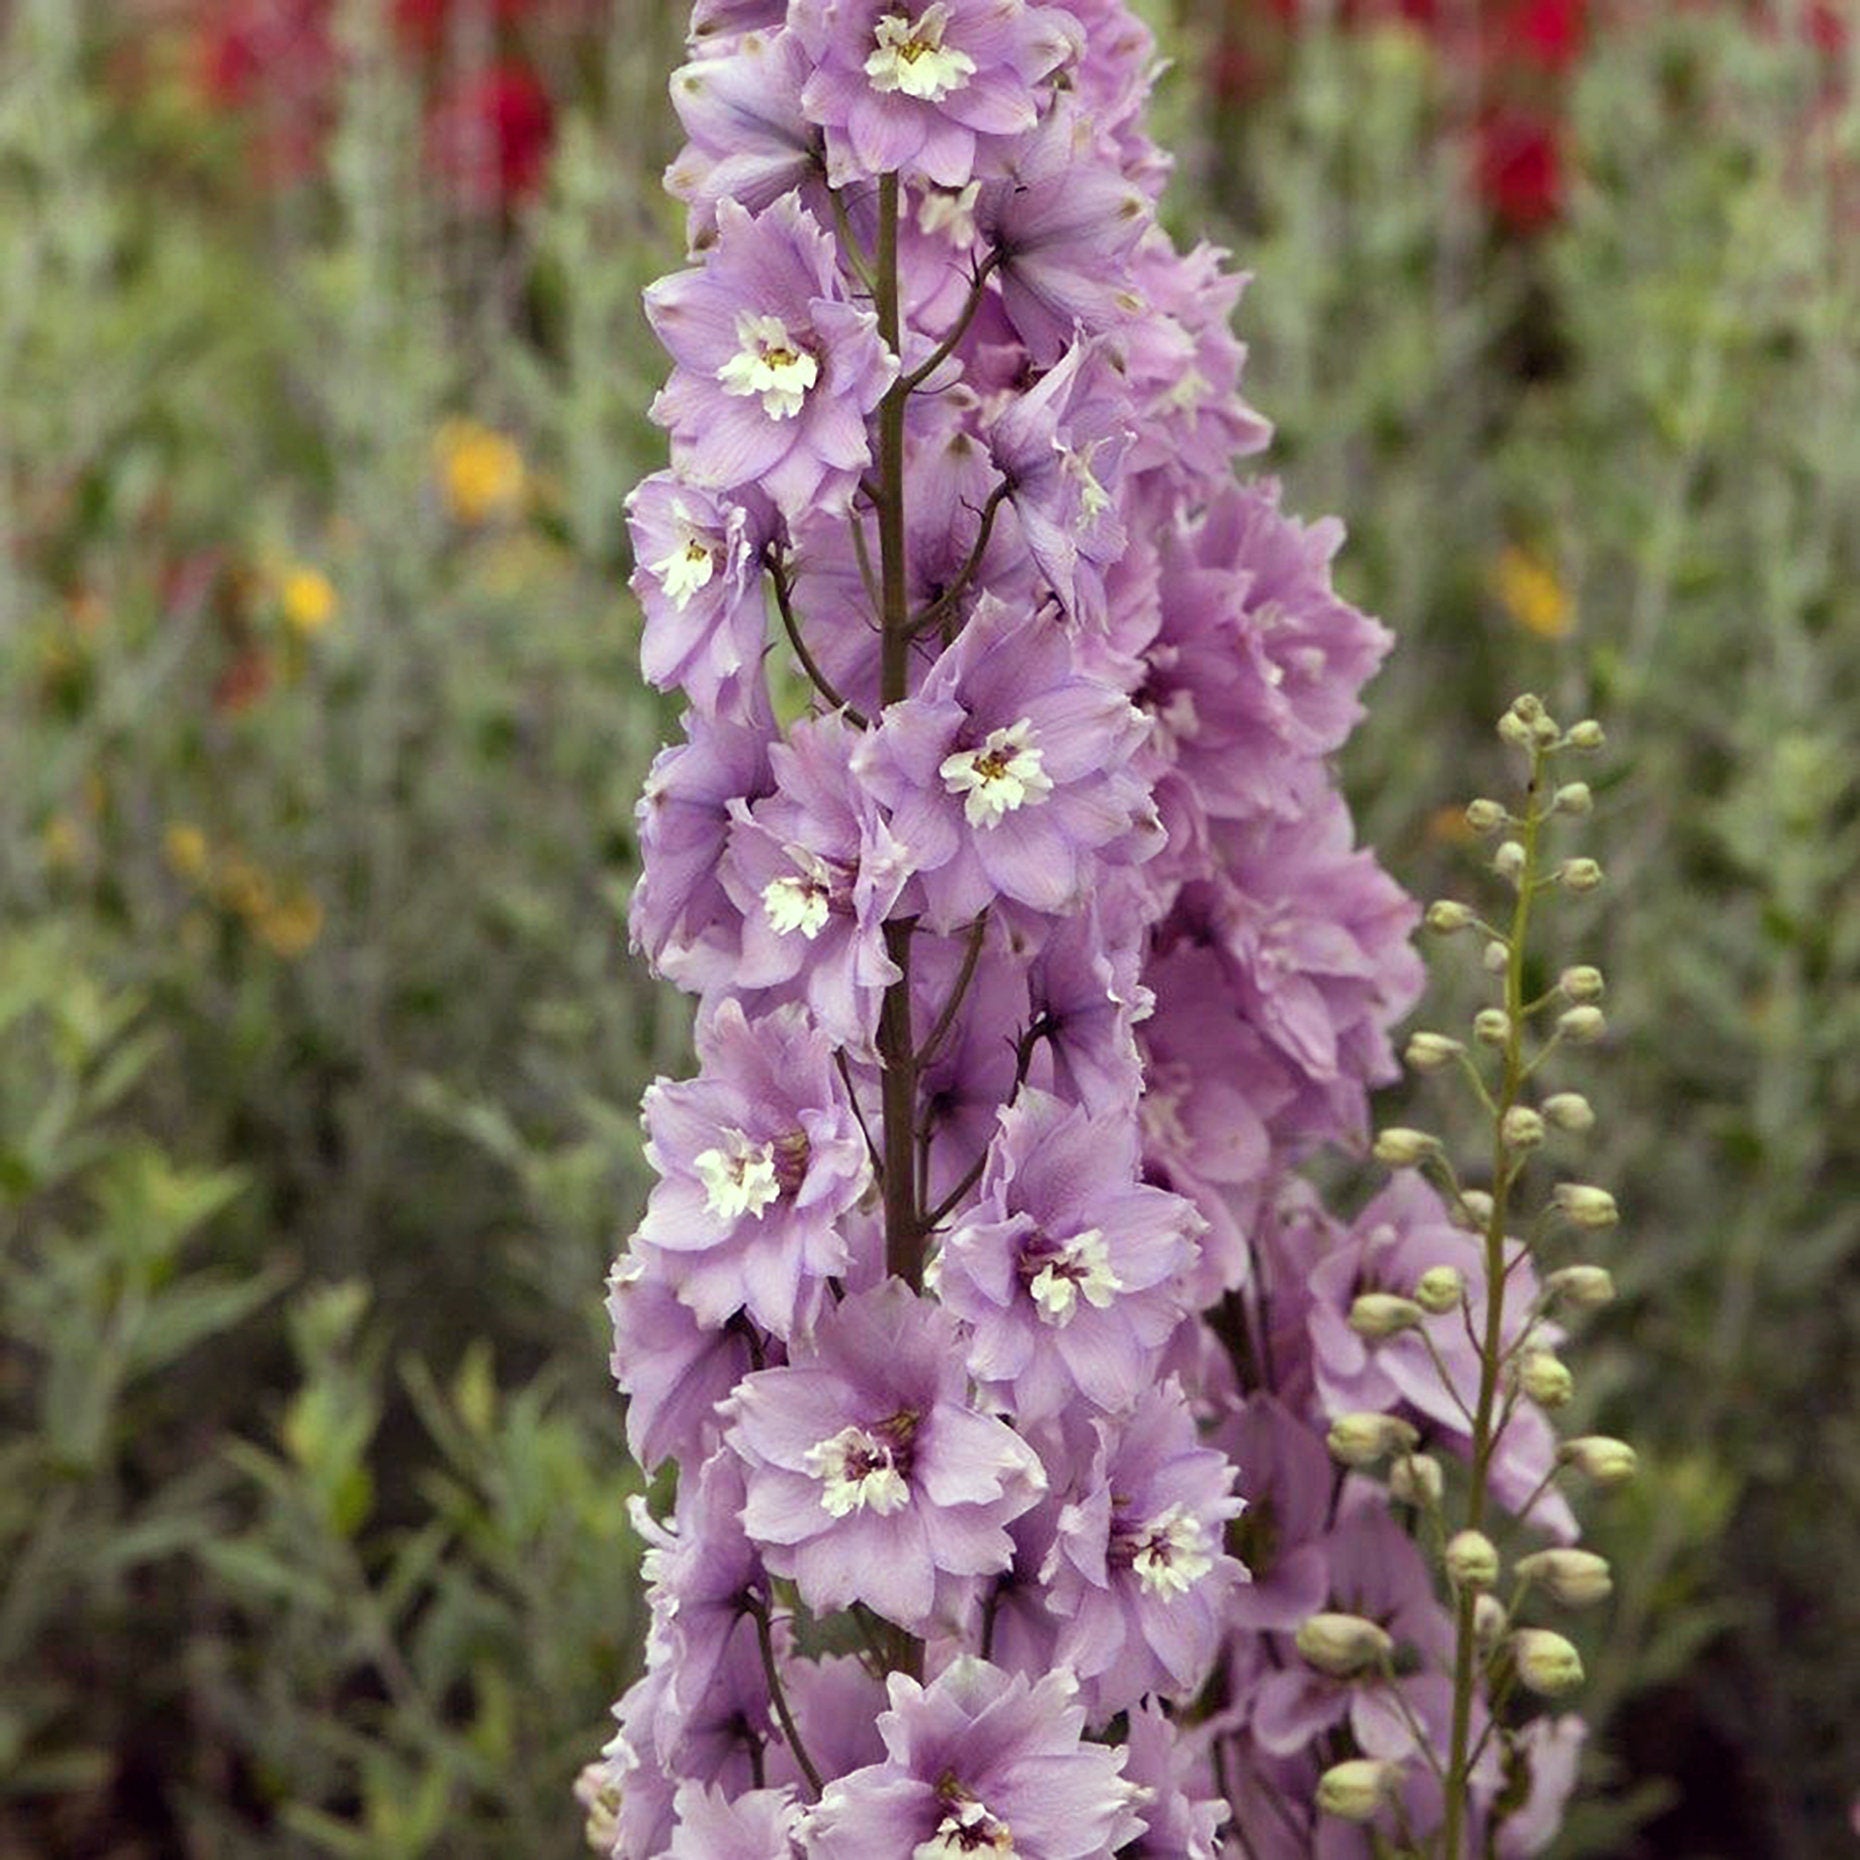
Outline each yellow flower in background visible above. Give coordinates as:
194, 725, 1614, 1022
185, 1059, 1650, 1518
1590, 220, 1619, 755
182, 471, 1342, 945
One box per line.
1493, 545, 1573, 640
217, 855, 275, 922
256, 891, 325, 960
164, 821, 210, 881
435, 419, 527, 526
280, 564, 338, 637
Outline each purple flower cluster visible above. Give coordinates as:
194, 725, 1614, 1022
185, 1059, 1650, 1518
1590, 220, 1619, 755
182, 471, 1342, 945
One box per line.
588, 5, 1587, 1855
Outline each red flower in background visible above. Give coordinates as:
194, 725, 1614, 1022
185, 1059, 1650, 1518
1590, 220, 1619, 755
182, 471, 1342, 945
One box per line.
1475, 104, 1565, 230
428, 62, 555, 207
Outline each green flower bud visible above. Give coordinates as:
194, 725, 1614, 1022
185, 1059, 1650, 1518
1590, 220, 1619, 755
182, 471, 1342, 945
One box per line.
1465, 798, 1508, 834
1518, 1349, 1574, 1408
1545, 1264, 1614, 1310
1559, 1436, 1638, 1487
1349, 1293, 1426, 1339
1511, 1626, 1585, 1697
1406, 1031, 1464, 1074
1497, 710, 1535, 749
1543, 1091, 1595, 1134
1445, 1529, 1500, 1591
1502, 1105, 1546, 1150
1483, 938, 1510, 974
1316, 1758, 1401, 1822
1474, 1592, 1509, 1647
1565, 719, 1605, 751
1414, 1264, 1465, 1314
1389, 1452, 1443, 1507
1557, 1005, 1607, 1043
1327, 1412, 1420, 1468
1558, 857, 1604, 893
1474, 1008, 1511, 1046
1425, 899, 1474, 934
1454, 1188, 1495, 1231
1494, 840, 1527, 884
1510, 694, 1546, 722
1559, 965, 1605, 1002
1531, 714, 1563, 749
1553, 781, 1594, 816
1554, 1183, 1618, 1229
1516, 1548, 1614, 1609
1296, 1612, 1394, 1676
1373, 1127, 1441, 1168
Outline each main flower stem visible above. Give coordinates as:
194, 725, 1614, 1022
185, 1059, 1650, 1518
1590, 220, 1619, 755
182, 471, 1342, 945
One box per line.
871, 169, 925, 1684
1440, 751, 1544, 1858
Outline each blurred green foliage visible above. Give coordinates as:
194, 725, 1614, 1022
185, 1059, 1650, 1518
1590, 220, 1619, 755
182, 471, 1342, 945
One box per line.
1, 0, 1856, 1854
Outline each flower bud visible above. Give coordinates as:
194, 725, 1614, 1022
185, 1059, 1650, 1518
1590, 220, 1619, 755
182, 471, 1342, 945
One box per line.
1501, 1105, 1545, 1150
1557, 1005, 1607, 1043
1531, 714, 1563, 749
1510, 693, 1546, 722
1296, 1612, 1394, 1676
1406, 1031, 1464, 1073
1425, 899, 1474, 934
1389, 1452, 1442, 1506
1465, 798, 1507, 834
1516, 1548, 1614, 1609
1497, 710, 1535, 749
1349, 1293, 1425, 1339
1553, 1183, 1618, 1229
1559, 964, 1605, 1003
1518, 1349, 1574, 1408
1553, 781, 1593, 816
1545, 1264, 1614, 1310
1565, 719, 1605, 751
1493, 840, 1527, 884
1473, 1592, 1509, 1647
1413, 1264, 1464, 1314
1316, 1758, 1401, 1822
1558, 857, 1604, 893
1474, 1008, 1511, 1046
1511, 1627, 1585, 1697
1559, 1436, 1638, 1486
1454, 1188, 1495, 1230
1542, 1091, 1595, 1134
1373, 1127, 1441, 1168
1445, 1529, 1500, 1591
1483, 939, 1510, 974
1327, 1412, 1420, 1469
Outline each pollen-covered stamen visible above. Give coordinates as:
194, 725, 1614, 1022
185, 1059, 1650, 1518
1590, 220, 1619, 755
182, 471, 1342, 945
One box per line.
940, 719, 1055, 828
866, 5, 977, 102
717, 311, 820, 420
914, 1790, 1018, 1858
1023, 1228, 1122, 1326
1117, 1502, 1216, 1600
650, 528, 717, 609
804, 1416, 916, 1518
772, 1127, 812, 1196
693, 1128, 782, 1221
763, 868, 833, 939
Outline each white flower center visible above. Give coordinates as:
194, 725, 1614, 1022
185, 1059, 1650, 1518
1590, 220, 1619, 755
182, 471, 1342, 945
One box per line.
717, 311, 820, 421
1130, 1503, 1215, 1600
867, 5, 976, 102
914, 1797, 1018, 1858
940, 720, 1054, 828
650, 531, 717, 610
1027, 1228, 1122, 1326
1064, 441, 1113, 523
804, 1424, 911, 1519
762, 871, 832, 939
693, 1129, 782, 1221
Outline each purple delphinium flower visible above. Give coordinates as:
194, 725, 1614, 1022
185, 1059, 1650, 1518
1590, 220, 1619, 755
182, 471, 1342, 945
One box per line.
634, 999, 873, 1335
1041, 1382, 1248, 1717
790, 0, 1082, 188
725, 1282, 1046, 1630
647, 192, 896, 518
806, 1659, 1145, 1859
662, 1781, 804, 1860
1120, 1701, 1229, 1860
856, 594, 1160, 930
721, 713, 917, 1057
933, 1088, 1199, 1421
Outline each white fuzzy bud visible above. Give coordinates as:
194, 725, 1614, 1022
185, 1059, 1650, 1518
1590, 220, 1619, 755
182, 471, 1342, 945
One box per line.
1465, 798, 1508, 834
1502, 1105, 1546, 1150
1516, 1548, 1614, 1608
1349, 1293, 1425, 1339
1414, 1264, 1464, 1314
1445, 1529, 1500, 1591
1316, 1758, 1402, 1822
1425, 899, 1474, 933
1373, 1127, 1441, 1168
1474, 1008, 1511, 1047
1531, 714, 1563, 748
1483, 938, 1511, 974
1511, 1627, 1586, 1697
1554, 1183, 1619, 1229
1559, 964, 1605, 1002
1389, 1453, 1443, 1507
1406, 1031, 1464, 1074
1545, 1264, 1615, 1310
1474, 1593, 1509, 1647
1565, 719, 1605, 751
1559, 1436, 1638, 1486
1327, 1412, 1420, 1469
1455, 1188, 1495, 1231
1518, 1349, 1574, 1408
1497, 710, 1535, 749
1543, 1091, 1595, 1134
1558, 857, 1604, 893
1493, 839, 1527, 884
1296, 1612, 1394, 1676
1557, 1005, 1607, 1043
1553, 781, 1593, 816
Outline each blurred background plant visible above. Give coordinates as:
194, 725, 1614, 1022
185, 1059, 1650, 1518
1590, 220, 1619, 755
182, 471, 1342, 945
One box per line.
0, 0, 1854, 1853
